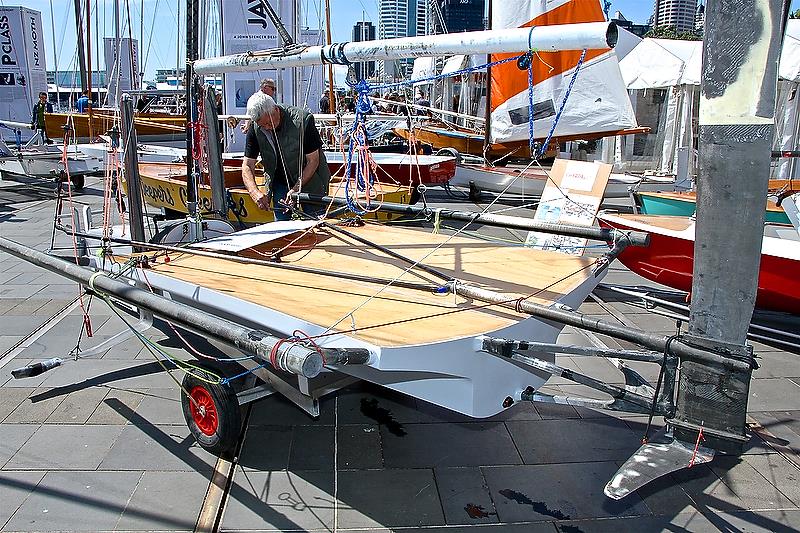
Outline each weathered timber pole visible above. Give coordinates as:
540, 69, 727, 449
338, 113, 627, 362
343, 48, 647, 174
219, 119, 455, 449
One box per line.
673, 0, 788, 452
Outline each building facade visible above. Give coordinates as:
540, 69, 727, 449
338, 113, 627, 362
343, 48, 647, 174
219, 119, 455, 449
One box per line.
431, 0, 485, 34
652, 0, 699, 33
694, 2, 705, 33
379, 0, 428, 78
352, 21, 377, 80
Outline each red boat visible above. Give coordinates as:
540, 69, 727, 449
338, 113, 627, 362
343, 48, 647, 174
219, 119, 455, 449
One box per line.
598, 213, 800, 315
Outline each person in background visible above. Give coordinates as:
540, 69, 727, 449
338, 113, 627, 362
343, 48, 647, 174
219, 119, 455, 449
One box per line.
319, 92, 330, 114
415, 89, 431, 115
260, 78, 276, 98
241, 92, 330, 221
30, 91, 53, 143
76, 90, 91, 113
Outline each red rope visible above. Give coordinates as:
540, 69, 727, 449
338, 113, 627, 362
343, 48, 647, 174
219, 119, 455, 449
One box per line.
61, 130, 92, 337
688, 425, 705, 468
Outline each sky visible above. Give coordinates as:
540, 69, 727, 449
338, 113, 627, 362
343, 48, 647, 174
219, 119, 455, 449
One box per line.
13, 0, 800, 81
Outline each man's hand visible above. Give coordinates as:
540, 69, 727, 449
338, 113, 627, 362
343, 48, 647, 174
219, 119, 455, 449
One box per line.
250, 189, 270, 210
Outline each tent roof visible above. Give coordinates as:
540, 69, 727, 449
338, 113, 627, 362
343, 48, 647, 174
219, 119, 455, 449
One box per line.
619, 38, 702, 89
779, 19, 800, 82
621, 20, 800, 89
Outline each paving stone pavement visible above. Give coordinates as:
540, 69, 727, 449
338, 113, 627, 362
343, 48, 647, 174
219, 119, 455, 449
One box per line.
2, 176, 800, 532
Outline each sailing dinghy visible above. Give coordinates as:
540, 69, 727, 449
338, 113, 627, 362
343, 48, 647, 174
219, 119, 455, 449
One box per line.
598, 211, 800, 315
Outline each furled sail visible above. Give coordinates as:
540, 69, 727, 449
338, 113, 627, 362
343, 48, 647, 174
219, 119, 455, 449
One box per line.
490, 0, 637, 145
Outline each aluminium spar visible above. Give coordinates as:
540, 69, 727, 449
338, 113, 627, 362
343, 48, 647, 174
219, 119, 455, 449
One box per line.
193, 22, 618, 74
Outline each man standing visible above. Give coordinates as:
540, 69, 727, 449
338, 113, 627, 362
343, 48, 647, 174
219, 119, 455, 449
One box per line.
415, 90, 431, 115
30, 92, 53, 142
319, 92, 330, 114
241, 92, 330, 220
260, 78, 276, 98
76, 91, 91, 113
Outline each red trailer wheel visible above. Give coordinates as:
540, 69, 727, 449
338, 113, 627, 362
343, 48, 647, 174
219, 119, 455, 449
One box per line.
181, 369, 242, 456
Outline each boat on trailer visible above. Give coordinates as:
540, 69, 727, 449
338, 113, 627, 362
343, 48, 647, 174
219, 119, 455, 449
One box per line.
92, 219, 607, 419
4, 0, 782, 501
0, 137, 103, 189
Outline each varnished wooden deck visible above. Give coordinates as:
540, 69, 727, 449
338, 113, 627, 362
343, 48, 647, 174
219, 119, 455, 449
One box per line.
133, 223, 597, 346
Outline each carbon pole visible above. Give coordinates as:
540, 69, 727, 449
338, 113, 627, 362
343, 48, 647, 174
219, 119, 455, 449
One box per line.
292, 193, 650, 247
675, 0, 787, 452
119, 95, 146, 250
0, 237, 371, 379
185, 0, 199, 216
74, 0, 88, 93
202, 87, 226, 215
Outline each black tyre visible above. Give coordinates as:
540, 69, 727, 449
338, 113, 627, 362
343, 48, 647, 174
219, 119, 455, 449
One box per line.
181, 369, 242, 456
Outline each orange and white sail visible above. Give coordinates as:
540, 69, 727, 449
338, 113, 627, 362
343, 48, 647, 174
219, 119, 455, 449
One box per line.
490, 0, 637, 144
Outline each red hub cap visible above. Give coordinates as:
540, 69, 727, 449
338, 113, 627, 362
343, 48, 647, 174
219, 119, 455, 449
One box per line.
189, 386, 219, 436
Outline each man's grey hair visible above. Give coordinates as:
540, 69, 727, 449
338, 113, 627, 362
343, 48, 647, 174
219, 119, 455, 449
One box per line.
246, 91, 276, 122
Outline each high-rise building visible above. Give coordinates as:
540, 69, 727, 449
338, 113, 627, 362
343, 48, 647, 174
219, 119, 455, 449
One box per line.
611, 11, 651, 38
694, 2, 706, 33
652, 0, 698, 33
379, 0, 428, 78
352, 21, 377, 80
430, 0, 485, 34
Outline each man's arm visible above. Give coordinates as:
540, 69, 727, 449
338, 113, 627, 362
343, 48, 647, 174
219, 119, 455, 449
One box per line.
291, 149, 320, 193
242, 157, 270, 210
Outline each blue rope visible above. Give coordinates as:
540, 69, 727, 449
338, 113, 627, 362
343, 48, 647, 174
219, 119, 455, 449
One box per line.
537, 48, 587, 159
340, 54, 528, 215
527, 53, 536, 157
219, 362, 270, 385
0, 122, 22, 150
343, 80, 375, 215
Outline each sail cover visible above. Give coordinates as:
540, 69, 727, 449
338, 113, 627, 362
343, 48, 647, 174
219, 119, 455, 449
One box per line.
489, 0, 637, 144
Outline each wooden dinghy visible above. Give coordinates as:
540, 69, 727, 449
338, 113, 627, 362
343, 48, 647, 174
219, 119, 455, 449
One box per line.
635, 190, 791, 224
105, 220, 605, 417
598, 212, 800, 315
44, 111, 185, 139
132, 162, 414, 223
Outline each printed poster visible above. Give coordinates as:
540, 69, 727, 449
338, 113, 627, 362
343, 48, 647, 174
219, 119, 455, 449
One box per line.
525, 159, 612, 255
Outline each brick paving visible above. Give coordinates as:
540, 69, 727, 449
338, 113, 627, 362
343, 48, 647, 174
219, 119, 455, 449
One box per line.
2, 174, 800, 532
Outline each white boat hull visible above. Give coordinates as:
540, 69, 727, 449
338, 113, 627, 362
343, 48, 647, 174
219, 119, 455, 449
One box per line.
452, 164, 677, 198
100, 260, 602, 418
0, 149, 103, 179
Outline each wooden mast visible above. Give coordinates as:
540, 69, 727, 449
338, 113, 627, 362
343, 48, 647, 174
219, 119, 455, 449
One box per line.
74, 0, 88, 93
483, 0, 492, 163
324, 0, 336, 113
86, 0, 94, 138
